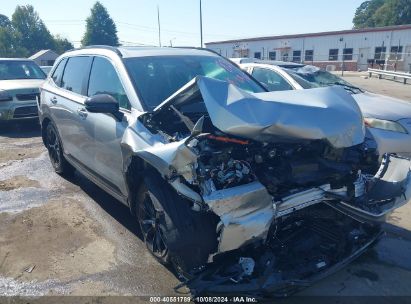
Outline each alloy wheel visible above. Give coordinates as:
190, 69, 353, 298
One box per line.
46, 125, 61, 167
137, 192, 168, 259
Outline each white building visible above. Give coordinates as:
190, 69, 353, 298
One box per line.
205, 24, 411, 72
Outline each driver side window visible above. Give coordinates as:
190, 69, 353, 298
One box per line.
252, 67, 293, 91
88, 57, 131, 110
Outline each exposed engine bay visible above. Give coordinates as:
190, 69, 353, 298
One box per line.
129, 76, 411, 297
193, 134, 378, 198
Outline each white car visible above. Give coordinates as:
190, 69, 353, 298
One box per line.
0, 58, 46, 122
239, 61, 411, 158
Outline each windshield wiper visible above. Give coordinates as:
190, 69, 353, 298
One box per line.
330, 82, 364, 94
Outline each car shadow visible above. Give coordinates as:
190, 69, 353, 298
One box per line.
0, 120, 41, 138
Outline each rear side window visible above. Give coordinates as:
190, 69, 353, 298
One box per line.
61, 57, 91, 95
51, 58, 67, 87
88, 57, 130, 110
252, 68, 293, 91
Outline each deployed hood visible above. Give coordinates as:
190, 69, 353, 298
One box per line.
155, 76, 365, 148
353, 92, 411, 121
0, 79, 44, 91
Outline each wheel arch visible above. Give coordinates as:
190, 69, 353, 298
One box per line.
122, 144, 154, 215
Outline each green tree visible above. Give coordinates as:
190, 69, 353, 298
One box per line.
11, 5, 55, 55
353, 0, 385, 28
81, 2, 119, 46
54, 35, 74, 54
353, 0, 411, 28
0, 27, 28, 57
0, 14, 12, 28
373, 0, 411, 26
0, 13, 27, 57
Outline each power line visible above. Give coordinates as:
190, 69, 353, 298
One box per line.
44, 19, 245, 39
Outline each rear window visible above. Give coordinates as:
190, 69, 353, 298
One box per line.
0, 61, 46, 80
61, 57, 91, 95
51, 58, 67, 87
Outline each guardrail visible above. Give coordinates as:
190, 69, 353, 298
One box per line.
368, 68, 411, 84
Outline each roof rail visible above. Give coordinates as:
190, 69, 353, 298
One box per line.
67, 45, 122, 57
170, 46, 221, 55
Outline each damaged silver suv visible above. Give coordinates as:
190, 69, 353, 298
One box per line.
39, 46, 411, 297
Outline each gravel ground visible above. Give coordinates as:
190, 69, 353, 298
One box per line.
1, 76, 411, 303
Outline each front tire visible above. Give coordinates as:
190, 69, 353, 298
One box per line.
45, 122, 74, 176
135, 169, 218, 277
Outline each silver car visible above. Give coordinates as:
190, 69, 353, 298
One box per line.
39, 46, 411, 297
0, 58, 46, 121
239, 61, 411, 158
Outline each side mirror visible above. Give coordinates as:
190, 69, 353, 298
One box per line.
85, 94, 119, 113
85, 94, 123, 120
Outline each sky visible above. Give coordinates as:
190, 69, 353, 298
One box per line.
2, 0, 365, 47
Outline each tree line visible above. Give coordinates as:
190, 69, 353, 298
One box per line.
353, 0, 411, 28
0, 1, 118, 58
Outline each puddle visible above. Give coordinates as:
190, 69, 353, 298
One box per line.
0, 152, 77, 214
0, 188, 53, 213
0, 276, 69, 296
0, 175, 40, 191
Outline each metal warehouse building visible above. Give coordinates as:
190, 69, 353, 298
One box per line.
205, 24, 411, 72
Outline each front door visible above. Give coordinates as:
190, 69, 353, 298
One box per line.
81, 56, 131, 196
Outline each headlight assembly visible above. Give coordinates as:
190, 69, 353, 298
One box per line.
364, 117, 408, 134
0, 90, 12, 102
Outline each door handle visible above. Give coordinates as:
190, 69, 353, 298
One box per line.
77, 107, 88, 118
50, 96, 57, 104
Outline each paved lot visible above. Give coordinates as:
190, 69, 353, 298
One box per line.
1, 76, 411, 302
340, 72, 411, 101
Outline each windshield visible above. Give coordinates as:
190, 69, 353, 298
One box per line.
286, 66, 361, 92
0, 61, 46, 80
124, 55, 265, 110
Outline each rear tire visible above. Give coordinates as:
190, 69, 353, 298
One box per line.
135, 169, 218, 277
45, 122, 74, 176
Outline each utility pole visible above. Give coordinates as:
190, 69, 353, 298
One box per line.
157, 5, 161, 47
200, 0, 203, 48
342, 42, 346, 77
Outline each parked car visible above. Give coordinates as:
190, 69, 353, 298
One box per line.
238, 60, 411, 158
0, 58, 46, 121
39, 46, 411, 298
40, 66, 53, 75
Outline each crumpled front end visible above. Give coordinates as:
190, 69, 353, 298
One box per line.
124, 76, 411, 296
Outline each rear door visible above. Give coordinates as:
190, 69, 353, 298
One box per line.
81, 56, 131, 196
50, 56, 93, 164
